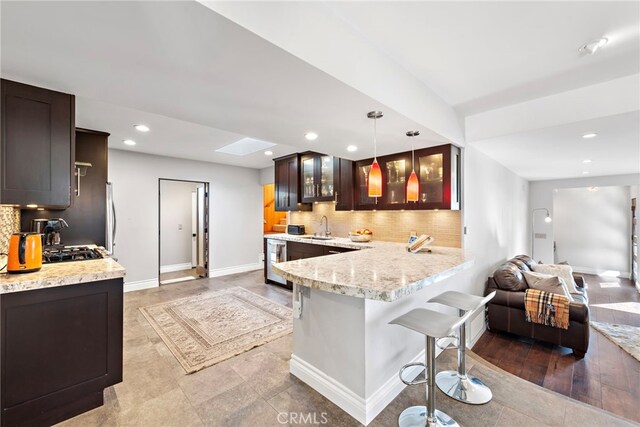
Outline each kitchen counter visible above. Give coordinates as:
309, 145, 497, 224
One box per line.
268, 233, 475, 424
269, 234, 473, 302
0, 256, 126, 294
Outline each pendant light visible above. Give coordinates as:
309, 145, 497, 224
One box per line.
406, 131, 420, 202
367, 111, 383, 197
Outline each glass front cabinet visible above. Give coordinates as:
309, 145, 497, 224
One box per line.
300, 152, 336, 203
354, 144, 460, 211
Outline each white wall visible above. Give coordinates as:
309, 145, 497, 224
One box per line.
554, 186, 631, 276
259, 166, 274, 185
459, 145, 530, 341
530, 173, 640, 263
160, 180, 198, 268
108, 149, 263, 289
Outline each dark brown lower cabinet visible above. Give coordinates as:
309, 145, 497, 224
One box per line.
0, 278, 123, 427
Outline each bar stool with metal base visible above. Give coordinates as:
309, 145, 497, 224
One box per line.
427, 291, 496, 405
389, 305, 476, 427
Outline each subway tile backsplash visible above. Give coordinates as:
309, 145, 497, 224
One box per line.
290, 203, 462, 248
0, 206, 21, 253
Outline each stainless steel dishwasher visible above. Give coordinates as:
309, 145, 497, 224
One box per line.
266, 239, 287, 286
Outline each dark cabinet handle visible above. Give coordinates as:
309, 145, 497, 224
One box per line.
328, 250, 341, 254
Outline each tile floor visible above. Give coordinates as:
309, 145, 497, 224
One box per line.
57, 271, 637, 426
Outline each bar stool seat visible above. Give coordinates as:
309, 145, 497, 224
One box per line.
427, 291, 496, 405
390, 305, 475, 427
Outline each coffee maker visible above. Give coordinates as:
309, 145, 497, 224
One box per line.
30, 218, 69, 247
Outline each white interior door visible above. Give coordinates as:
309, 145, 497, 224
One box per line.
191, 191, 197, 267
197, 186, 205, 267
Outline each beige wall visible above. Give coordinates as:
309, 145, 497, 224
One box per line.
0, 206, 21, 253
290, 203, 461, 247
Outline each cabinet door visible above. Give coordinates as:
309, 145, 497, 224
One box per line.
382, 154, 410, 207
414, 144, 460, 210
354, 161, 379, 210
300, 154, 316, 202
317, 155, 335, 201
334, 158, 354, 211
286, 156, 299, 207
1, 79, 74, 207
274, 158, 290, 211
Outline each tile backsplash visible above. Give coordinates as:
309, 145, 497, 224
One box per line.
0, 206, 21, 253
290, 203, 462, 248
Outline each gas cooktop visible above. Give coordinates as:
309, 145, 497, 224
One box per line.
42, 246, 103, 264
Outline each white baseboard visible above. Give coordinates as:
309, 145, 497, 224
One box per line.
468, 312, 487, 348
210, 262, 262, 278
124, 278, 159, 293
572, 266, 631, 279
290, 337, 454, 426
159, 263, 193, 274
290, 355, 367, 424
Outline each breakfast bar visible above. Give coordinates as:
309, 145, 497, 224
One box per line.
272, 237, 474, 425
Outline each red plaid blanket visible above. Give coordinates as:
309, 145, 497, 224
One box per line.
524, 289, 570, 330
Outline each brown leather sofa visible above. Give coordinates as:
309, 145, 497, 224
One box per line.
486, 255, 589, 358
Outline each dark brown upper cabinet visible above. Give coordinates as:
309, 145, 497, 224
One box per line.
1, 79, 75, 208
334, 157, 354, 211
354, 144, 461, 211
300, 152, 336, 203
21, 129, 109, 246
274, 154, 312, 212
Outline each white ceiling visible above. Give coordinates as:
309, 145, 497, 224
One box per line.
75, 97, 299, 169
471, 111, 640, 181
1, 1, 638, 179
0, 1, 448, 169
327, 1, 640, 115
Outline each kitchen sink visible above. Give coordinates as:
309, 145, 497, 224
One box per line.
311, 236, 334, 240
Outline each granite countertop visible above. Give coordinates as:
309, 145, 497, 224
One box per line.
0, 255, 126, 295
265, 233, 375, 250
270, 235, 474, 302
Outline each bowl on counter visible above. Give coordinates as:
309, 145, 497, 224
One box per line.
349, 233, 372, 242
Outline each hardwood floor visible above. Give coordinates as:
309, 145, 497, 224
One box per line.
473, 273, 640, 423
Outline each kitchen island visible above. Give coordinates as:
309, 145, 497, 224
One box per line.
271, 236, 474, 425
0, 257, 125, 427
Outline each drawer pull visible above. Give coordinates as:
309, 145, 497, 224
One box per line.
328, 250, 341, 254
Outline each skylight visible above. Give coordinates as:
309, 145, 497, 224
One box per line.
215, 137, 276, 156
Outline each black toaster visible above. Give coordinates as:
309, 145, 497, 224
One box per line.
287, 225, 306, 235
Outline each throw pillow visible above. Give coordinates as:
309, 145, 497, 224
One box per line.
522, 271, 574, 302
531, 263, 579, 294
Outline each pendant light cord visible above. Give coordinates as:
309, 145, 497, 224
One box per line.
373, 117, 377, 159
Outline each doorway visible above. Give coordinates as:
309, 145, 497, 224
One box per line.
159, 179, 209, 285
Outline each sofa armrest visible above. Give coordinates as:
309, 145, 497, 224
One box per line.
569, 301, 589, 323
573, 275, 585, 288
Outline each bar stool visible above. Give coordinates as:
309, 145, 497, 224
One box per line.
390, 305, 476, 427
427, 291, 496, 405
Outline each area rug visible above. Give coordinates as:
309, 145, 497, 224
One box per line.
591, 321, 640, 362
140, 287, 293, 374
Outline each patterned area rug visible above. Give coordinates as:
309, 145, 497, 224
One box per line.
591, 321, 640, 362
140, 287, 293, 374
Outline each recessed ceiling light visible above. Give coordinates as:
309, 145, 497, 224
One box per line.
123, 139, 136, 146
583, 159, 592, 164
582, 171, 590, 175
134, 124, 150, 132
582, 133, 597, 139
264, 150, 273, 156
305, 132, 318, 141
579, 38, 608, 55
347, 145, 358, 152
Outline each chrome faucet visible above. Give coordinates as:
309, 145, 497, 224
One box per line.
320, 215, 330, 237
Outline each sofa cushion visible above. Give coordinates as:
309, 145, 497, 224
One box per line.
513, 255, 536, 270
493, 262, 528, 291
508, 258, 531, 272
531, 264, 580, 294
522, 271, 574, 301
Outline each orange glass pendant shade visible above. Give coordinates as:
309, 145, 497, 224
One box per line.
368, 159, 382, 197
407, 169, 419, 202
